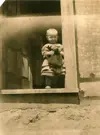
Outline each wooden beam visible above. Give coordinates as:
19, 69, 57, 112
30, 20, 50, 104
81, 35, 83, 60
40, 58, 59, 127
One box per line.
0, 89, 79, 104
0, 37, 5, 90
1, 88, 78, 94
61, 0, 79, 90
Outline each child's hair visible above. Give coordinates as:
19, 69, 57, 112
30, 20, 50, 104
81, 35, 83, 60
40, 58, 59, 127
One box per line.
46, 28, 58, 36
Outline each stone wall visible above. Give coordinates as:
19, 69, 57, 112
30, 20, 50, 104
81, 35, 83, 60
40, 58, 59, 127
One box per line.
75, 0, 100, 78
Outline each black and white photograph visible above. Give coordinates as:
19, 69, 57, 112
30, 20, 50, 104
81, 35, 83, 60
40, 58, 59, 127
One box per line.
0, 0, 100, 135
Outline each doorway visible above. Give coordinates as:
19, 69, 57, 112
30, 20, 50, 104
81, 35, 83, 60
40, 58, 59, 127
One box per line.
2, 0, 65, 89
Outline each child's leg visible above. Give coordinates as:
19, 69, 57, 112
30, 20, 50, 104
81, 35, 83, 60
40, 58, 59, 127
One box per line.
57, 75, 65, 88
44, 76, 63, 88
52, 76, 58, 88
45, 76, 52, 88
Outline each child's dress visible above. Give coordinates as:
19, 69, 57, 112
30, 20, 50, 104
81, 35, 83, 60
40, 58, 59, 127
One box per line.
41, 43, 66, 76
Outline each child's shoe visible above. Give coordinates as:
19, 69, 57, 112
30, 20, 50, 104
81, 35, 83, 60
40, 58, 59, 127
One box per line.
45, 86, 51, 89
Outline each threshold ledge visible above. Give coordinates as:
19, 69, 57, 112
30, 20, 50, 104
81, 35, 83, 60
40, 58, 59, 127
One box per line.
0, 88, 79, 95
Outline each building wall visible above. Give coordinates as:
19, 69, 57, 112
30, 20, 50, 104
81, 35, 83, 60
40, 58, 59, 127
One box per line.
75, 0, 100, 78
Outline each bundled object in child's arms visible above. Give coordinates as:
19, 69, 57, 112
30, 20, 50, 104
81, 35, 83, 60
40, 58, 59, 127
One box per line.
48, 49, 63, 68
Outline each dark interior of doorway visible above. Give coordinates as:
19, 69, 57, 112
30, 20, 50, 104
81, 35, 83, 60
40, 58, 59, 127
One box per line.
3, 0, 65, 89
2, 0, 61, 16
4, 28, 62, 89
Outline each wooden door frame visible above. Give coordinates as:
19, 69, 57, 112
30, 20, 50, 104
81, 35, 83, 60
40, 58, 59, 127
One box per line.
0, 0, 79, 96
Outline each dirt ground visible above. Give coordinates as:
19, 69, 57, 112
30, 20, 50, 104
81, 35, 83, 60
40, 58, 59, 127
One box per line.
0, 82, 100, 135
0, 99, 100, 135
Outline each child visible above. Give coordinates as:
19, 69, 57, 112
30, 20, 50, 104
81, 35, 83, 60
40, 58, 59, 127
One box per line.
41, 28, 66, 88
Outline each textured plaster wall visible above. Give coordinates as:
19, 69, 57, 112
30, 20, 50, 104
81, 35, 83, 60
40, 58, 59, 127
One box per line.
75, 0, 100, 78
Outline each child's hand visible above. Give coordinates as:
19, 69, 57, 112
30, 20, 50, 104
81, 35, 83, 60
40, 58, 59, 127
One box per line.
51, 46, 58, 51
49, 51, 54, 55
46, 51, 54, 56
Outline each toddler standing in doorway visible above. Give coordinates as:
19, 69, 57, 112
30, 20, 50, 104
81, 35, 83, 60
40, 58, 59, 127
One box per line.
41, 28, 66, 88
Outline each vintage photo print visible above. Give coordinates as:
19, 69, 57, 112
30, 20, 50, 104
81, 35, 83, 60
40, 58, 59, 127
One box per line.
0, 0, 100, 135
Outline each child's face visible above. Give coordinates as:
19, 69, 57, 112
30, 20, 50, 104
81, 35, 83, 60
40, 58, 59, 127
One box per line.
47, 34, 58, 44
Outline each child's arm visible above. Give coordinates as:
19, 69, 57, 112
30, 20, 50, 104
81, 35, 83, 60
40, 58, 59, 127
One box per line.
59, 45, 64, 57
42, 44, 54, 58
